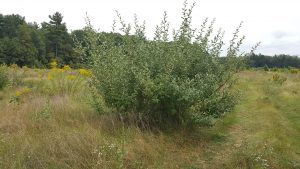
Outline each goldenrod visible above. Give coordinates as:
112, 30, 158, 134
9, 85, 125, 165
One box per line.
79, 69, 92, 77
63, 65, 72, 71
50, 60, 58, 69
56, 69, 65, 73
68, 75, 76, 80
47, 74, 53, 80
15, 87, 32, 97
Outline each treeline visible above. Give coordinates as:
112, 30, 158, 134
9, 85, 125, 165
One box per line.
0, 12, 76, 67
1, 12, 300, 69
0, 12, 138, 68
247, 54, 300, 68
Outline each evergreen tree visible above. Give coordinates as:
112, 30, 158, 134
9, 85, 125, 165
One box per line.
15, 24, 38, 66
29, 23, 47, 67
42, 12, 74, 65
0, 14, 25, 38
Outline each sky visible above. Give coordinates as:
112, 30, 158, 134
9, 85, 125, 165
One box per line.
0, 0, 299, 56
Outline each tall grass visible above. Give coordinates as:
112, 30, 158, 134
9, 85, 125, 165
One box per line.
0, 65, 8, 90
0, 67, 299, 168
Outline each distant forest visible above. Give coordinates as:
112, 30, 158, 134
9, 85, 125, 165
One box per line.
0, 12, 299, 68
0, 12, 126, 68
246, 54, 300, 68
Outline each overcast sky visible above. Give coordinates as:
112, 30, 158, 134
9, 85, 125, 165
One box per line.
1, 0, 299, 55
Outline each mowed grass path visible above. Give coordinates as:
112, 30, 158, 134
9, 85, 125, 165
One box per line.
209, 71, 300, 168
0, 69, 299, 168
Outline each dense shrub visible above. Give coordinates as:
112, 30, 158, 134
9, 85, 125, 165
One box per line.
263, 65, 269, 71
0, 65, 8, 90
272, 74, 287, 85
82, 1, 249, 128
289, 68, 298, 74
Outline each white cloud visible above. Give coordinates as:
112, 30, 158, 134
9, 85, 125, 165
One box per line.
0, 0, 299, 55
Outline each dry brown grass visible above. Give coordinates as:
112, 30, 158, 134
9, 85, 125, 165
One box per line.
0, 69, 299, 168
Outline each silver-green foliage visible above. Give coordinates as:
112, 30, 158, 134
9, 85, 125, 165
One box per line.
83, 1, 247, 128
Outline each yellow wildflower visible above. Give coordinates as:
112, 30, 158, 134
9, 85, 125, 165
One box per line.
56, 68, 65, 73
68, 75, 76, 80
22, 87, 32, 94
63, 65, 72, 71
15, 87, 32, 97
15, 91, 22, 97
50, 60, 58, 69
79, 69, 92, 77
47, 74, 53, 80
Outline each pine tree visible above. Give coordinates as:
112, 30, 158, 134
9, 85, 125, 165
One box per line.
42, 12, 74, 65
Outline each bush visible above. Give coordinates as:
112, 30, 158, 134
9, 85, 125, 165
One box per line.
83, 1, 249, 128
270, 67, 278, 72
289, 68, 298, 74
272, 74, 287, 85
263, 65, 269, 71
0, 65, 9, 90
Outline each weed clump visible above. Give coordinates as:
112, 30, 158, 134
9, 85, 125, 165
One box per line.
289, 68, 298, 74
272, 74, 287, 85
263, 65, 269, 71
0, 65, 9, 90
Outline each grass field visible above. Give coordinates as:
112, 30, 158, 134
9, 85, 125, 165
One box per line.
0, 68, 299, 169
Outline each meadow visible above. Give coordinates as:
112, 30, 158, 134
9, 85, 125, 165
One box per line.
0, 65, 299, 169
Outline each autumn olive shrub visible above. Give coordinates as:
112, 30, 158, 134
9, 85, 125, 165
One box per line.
81, 1, 250, 128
